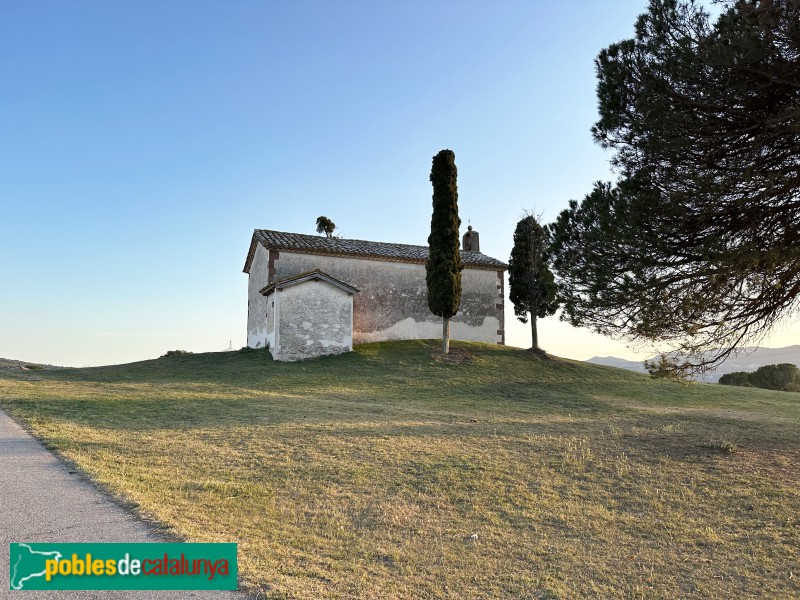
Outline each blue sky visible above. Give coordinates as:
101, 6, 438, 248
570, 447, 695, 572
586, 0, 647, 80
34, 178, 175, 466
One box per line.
2, 1, 796, 367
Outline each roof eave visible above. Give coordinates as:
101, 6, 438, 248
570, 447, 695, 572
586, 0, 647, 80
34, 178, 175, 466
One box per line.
259, 270, 360, 296
260, 246, 507, 271
242, 233, 262, 274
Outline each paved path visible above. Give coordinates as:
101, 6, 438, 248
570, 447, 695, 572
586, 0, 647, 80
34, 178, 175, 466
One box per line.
0, 408, 249, 599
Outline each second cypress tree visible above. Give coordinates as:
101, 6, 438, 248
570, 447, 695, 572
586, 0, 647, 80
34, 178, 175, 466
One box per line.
508, 213, 558, 350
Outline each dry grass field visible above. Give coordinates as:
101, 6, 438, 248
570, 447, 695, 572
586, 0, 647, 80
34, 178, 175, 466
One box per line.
1, 341, 798, 599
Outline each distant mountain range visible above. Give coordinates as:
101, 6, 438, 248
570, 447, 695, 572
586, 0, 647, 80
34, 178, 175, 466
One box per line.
587, 345, 800, 383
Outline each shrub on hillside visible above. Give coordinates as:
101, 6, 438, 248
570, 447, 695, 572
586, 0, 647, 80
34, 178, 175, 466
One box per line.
160, 350, 193, 358
748, 363, 799, 392
238, 345, 270, 354
719, 372, 752, 387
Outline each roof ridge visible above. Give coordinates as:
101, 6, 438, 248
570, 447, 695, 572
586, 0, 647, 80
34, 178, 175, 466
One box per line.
256, 228, 433, 251
244, 229, 508, 274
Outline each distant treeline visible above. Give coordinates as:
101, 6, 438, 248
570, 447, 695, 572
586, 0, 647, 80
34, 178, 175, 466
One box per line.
719, 364, 799, 392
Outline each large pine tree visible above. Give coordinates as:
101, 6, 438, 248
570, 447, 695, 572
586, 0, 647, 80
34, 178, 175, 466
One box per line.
550, 0, 800, 371
426, 149, 462, 354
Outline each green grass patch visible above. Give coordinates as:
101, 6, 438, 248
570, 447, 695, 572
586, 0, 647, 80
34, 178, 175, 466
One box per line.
1, 340, 798, 599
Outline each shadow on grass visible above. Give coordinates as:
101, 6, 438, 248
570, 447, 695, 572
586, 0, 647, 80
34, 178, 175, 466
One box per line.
3, 341, 798, 459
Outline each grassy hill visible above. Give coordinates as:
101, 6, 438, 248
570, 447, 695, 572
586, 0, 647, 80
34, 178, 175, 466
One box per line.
0, 341, 798, 599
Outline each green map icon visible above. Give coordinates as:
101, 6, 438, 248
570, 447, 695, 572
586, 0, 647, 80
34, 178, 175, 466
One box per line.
9, 543, 63, 590
8, 542, 237, 590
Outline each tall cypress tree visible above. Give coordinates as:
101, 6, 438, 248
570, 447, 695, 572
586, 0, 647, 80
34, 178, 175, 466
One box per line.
508, 214, 558, 350
426, 149, 462, 354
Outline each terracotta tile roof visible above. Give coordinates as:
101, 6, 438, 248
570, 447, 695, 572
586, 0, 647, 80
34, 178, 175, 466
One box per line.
259, 269, 359, 296
243, 229, 508, 273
